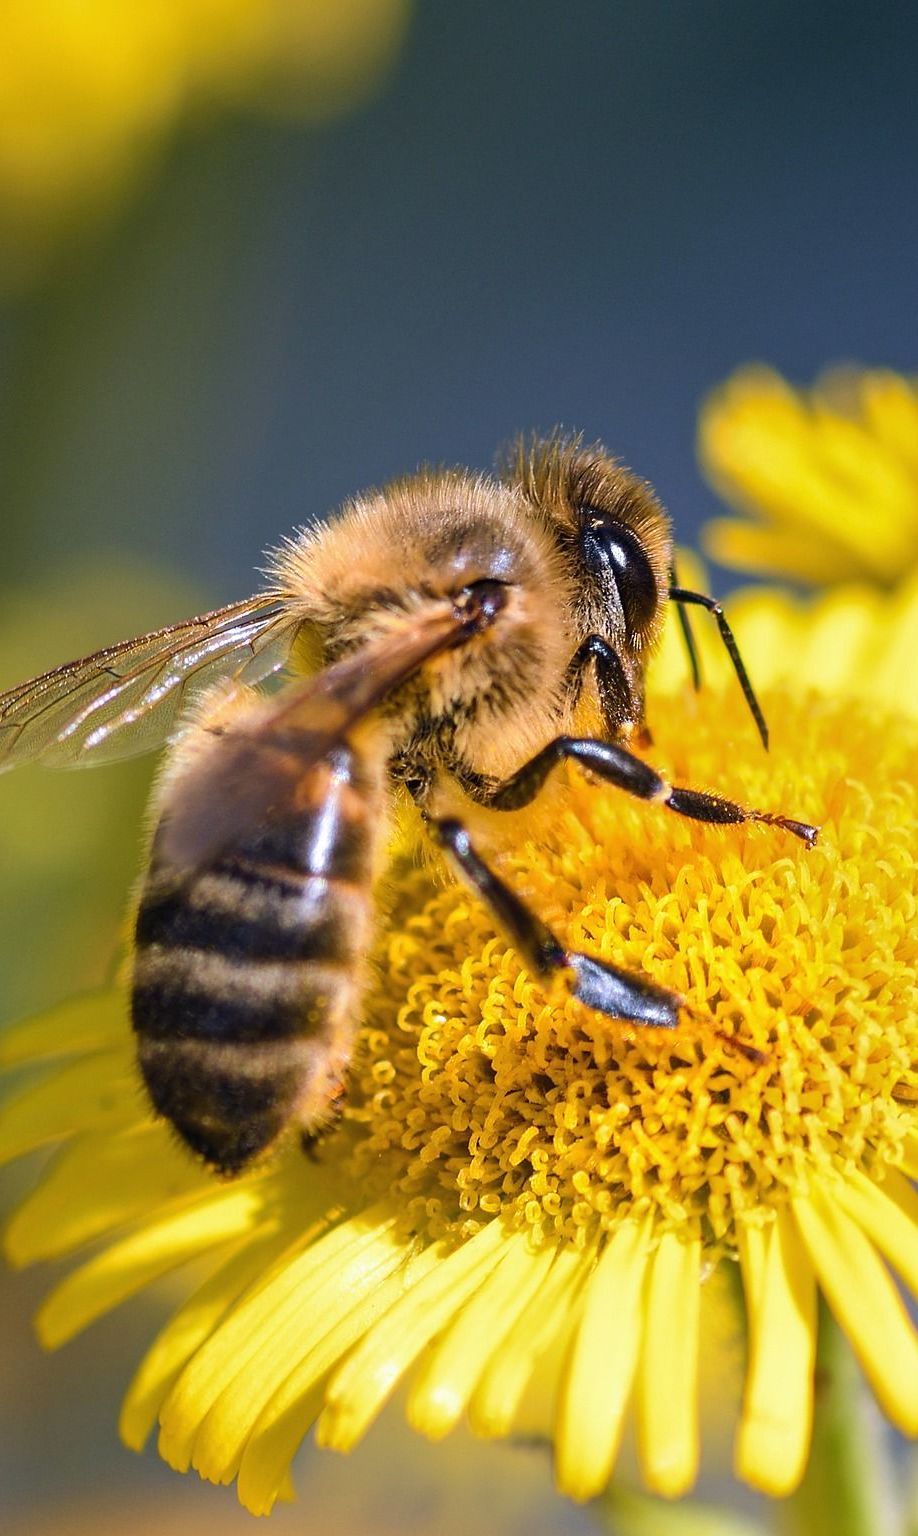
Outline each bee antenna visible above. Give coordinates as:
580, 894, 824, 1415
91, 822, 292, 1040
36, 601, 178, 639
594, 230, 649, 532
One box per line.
668, 586, 769, 751
669, 560, 702, 692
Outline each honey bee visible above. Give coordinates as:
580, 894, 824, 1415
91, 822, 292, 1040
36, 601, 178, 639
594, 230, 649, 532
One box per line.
0, 435, 817, 1174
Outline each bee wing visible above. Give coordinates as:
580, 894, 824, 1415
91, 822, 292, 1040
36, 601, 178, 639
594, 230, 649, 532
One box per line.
158, 603, 470, 874
0, 595, 301, 772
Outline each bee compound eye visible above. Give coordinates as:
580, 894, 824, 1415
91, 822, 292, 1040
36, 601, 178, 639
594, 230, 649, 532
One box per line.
578, 510, 658, 636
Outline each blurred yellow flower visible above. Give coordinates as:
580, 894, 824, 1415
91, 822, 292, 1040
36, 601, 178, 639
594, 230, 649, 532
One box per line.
700, 366, 918, 587
0, 0, 412, 286
1, 580, 915, 1512
652, 562, 918, 725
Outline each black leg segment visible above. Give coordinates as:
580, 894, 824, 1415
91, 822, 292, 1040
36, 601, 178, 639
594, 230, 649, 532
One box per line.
669, 559, 702, 692
454, 735, 818, 847
563, 633, 640, 739
431, 817, 681, 1029
668, 586, 769, 750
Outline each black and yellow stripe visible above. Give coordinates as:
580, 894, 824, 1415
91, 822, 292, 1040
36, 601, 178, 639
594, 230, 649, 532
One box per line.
132, 747, 378, 1174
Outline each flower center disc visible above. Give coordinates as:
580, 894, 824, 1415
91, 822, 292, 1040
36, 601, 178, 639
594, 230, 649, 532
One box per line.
341, 690, 916, 1256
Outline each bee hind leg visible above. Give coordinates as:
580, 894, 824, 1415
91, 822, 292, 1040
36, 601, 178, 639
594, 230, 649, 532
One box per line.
430, 817, 680, 1030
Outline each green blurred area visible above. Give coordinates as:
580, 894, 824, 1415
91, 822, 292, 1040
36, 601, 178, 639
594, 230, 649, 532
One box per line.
0, 564, 204, 1021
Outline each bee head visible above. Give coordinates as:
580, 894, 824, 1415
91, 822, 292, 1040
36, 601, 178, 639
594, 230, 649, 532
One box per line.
501, 432, 672, 651
501, 432, 674, 740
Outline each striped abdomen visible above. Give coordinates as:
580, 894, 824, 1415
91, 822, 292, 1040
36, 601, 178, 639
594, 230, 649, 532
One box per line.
132, 742, 381, 1174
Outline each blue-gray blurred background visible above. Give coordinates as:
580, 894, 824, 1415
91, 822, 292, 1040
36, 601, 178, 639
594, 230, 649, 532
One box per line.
1, 2, 915, 1532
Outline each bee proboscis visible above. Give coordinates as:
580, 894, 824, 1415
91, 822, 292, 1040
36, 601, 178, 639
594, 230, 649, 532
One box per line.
0, 435, 817, 1173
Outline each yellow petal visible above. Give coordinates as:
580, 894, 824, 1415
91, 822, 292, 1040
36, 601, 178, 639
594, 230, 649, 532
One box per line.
704, 519, 863, 587
735, 1210, 817, 1495
701, 586, 804, 693
36, 1183, 265, 1348
157, 1201, 395, 1473
875, 572, 918, 716
469, 1241, 588, 1439
0, 1047, 135, 1163
239, 1243, 442, 1516
0, 990, 126, 1067
554, 1216, 651, 1502
795, 587, 883, 697
700, 365, 918, 583
860, 371, 918, 474
793, 1190, 918, 1434
188, 1214, 414, 1484
835, 1170, 918, 1297
5, 1126, 208, 1263
737, 1220, 767, 1313
406, 1230, 554, 1440
119, 1225, 290, 1452
635, 1230, 701, 1498
317, 1216, 509, 1452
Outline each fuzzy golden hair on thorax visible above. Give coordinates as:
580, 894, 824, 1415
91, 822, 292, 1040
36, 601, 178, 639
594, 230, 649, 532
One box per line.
268, 467, 563, 634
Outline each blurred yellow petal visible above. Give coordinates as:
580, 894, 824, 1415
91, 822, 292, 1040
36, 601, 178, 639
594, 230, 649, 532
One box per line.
120, 1224, 291, 1451
406, 1229, 552, 1440
469, 1242, 586, 1438
36, 1184, 265, 1347
5, 1125, 207, 1262
237, 0, 413, 118
700, 365, 918, 587
787, 587, 884, 696
0, 1046, 135, 1162
859, 370, 918, 472
158, 1200, 397, 1472
187, 1213, 417, 1484
874, 569, 918, 714
835, 1170, 918, 1297
238, 1242, 442, 1516
793, 1190, 918, 1434
0, 989, 125, 1067
0, 0, 414, 288
317, 1216, 508, 1452
704, 519, 864, 587
635, 1230, 702, 1498
736, 1210, 817, 1495
554, 1218, 650, 1501
657, 570, 918, 722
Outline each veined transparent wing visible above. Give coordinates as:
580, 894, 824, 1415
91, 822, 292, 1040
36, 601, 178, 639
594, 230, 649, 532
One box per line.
0, 595, 302, 772
156, 600, 475, 873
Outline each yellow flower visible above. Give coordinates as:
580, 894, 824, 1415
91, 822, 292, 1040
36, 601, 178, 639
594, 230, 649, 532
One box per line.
1, 585, 916, 1514
652, 562, 918, 725
0, 0, 412, 287
699, 366, 918, 587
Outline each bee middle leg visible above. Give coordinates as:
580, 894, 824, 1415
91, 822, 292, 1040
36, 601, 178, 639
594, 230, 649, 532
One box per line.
454, 737, 818, 846
430, 817, 680, 1029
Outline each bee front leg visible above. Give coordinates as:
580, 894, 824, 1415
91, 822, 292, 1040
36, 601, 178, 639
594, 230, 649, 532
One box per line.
454, 737, 818, 847
430, 817, 680, 1029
